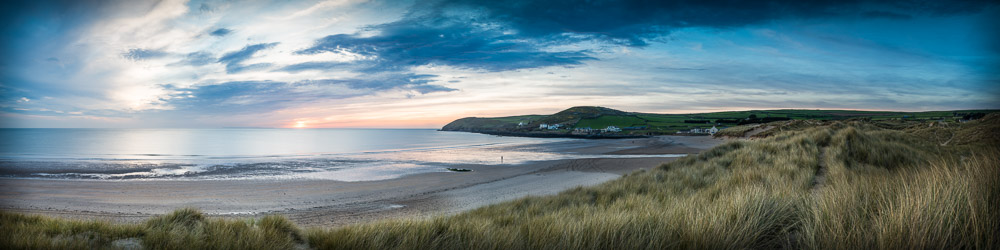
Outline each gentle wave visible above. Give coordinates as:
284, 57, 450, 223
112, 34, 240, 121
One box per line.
0, 129, 688, 181
0, 153, 688, 181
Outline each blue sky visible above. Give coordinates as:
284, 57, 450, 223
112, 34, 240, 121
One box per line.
1, 0, 997, 128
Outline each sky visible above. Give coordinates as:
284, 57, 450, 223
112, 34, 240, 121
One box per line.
0, 0, 997, 128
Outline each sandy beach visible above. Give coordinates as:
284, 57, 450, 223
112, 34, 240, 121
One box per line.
0, 135, 724, 227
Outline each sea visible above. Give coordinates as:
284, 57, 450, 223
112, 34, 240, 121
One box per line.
0, 128, 683, 181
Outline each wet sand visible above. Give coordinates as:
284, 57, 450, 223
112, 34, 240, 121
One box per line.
0, 136, 724, 227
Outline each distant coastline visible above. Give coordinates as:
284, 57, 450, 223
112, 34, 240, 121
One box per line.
438, 129, 649, 139
439, 106, 998, 139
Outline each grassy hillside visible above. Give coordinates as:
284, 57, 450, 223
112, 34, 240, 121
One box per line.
442, 106, 998, 135
535, 106, 631, 125
574, 115, 647, 129
3, 115, 998, 249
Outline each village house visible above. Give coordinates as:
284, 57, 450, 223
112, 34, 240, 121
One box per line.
539, 123, 563, 130
685, 126, 719, 135
603, 126, 622, 133
571, 127, 593, 135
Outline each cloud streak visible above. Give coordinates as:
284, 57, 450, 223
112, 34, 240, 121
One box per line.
159, 74, 455, 114
209, 28, 232, 36
122, 48, 168, 60
218, 42, 279, 73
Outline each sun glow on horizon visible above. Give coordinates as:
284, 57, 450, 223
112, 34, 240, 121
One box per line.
293, 121, 307, 128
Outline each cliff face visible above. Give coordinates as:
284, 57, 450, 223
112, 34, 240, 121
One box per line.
440, 117, 517, 132
442, 106, 630, 132
439, 106, 651, 139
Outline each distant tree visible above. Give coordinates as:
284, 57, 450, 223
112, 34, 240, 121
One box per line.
714, 119, 740, 124
737, 115, 789, 125
761, 117, 791, 122
963, 113, 986, 120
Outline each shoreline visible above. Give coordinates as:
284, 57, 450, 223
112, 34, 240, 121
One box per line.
0, 136, 725, 227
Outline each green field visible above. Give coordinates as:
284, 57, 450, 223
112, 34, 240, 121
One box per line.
573, 115, 647, 129
488, 115, 546, 124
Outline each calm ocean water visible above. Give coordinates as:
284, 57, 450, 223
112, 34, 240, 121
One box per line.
0, 128, 680, 181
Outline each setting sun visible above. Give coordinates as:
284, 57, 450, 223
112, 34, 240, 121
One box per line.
293, 121, 307, 128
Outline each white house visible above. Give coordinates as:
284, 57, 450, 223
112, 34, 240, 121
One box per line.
547, 124, 563, 130
603, 126, 621, 133
539, 123, 549, 129
688, 126, 719, 135
518, 122, 526, 126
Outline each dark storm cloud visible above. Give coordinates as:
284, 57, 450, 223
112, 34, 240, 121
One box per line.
217, 42, 278, 73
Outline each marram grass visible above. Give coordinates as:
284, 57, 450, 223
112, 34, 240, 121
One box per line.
1, 208, 305, 250
2, 116, 998, 249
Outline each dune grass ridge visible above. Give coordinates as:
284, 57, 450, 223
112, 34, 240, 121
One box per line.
1, 208, 306, 250
2, 115, 998, 249
310, 117, 999, 249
